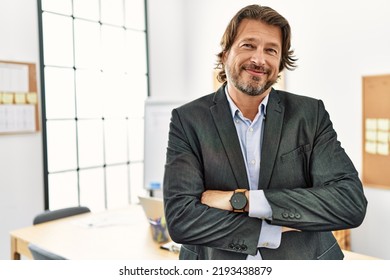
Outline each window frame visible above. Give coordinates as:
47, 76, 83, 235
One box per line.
36, 0, 150, 210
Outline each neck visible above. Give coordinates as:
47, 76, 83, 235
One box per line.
227, 84, 270, 121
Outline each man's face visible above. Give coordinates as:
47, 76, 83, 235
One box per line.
223, 19, 282, 96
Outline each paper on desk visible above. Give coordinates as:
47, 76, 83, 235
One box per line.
160, 241, 181, 253
72, 213, 135, 228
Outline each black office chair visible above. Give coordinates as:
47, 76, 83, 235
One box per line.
28, 243, 67, 260
29, 206, 91, 260
33, 206, 91, 225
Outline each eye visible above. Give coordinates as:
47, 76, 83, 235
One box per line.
241, 43, 255, 49
266, 48, 278, 55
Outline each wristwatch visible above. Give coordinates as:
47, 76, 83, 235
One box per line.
230, 189, 248, 212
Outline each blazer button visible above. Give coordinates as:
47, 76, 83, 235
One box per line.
295, 213, 301, 219
229, 243, 235, 249
289, 213, 295, 219
234, 245, 241, 251
240, 245, 248, 251
282, 213, 289, 218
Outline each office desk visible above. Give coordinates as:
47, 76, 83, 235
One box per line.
10, 205, 178, 260
342, 250, 379, 260
10, 205, 377, 260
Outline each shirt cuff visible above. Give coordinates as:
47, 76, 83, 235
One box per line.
248, 190, 273, 219
258, 220, 282, 249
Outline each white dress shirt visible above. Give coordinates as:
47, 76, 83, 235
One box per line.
225, 87, 282, 259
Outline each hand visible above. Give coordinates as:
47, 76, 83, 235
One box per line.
201, 190, 234, 211
282, 226, 301, 233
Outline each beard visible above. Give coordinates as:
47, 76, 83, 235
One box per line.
225, 63, 276, 96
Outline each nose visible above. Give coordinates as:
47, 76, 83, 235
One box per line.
250, 50, 266, 65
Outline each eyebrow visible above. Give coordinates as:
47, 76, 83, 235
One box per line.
239, 38, 281, 50
266, 42, 281, 50
240, 37, 258, 43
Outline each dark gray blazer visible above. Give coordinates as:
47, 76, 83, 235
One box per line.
163, 85, 367, 260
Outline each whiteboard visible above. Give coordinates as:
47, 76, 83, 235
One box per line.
143, 98, 188, 191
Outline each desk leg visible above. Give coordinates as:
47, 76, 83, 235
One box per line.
10, 236, 21, 260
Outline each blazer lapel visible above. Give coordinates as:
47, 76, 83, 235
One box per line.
210, 86, 249, 189
259, 89, 285, 189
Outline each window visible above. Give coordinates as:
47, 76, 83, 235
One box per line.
37, 0, 149, 211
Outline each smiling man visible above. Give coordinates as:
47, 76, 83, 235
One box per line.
163, 4, 367, 260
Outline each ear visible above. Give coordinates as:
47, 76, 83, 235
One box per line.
222, 51, 228, 64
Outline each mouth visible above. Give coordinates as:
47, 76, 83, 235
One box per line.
243, 65, 269, 76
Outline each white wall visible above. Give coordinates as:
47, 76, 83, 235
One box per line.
148, 0, 390, 259
147, 0, 187, 99
0, 0, 44, 260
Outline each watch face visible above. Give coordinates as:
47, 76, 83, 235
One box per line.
231, 192, 247, 210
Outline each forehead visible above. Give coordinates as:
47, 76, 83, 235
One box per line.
234, 19, 282, 46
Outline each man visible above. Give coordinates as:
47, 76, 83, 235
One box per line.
163, 4, 367, 260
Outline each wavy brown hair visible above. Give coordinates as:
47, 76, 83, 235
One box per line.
216, 4, 297, 83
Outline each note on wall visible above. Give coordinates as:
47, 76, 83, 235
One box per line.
0, 63, 29, 92
0, 105, 36, 133
365, 141, 377, 154
364, 118, 390, 156
0, 60, 38, 134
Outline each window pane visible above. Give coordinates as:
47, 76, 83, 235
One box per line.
104, 119, 128, 164
125, 74, 147, 118
106, 165, 129, 209
129, 162, 145, 204
42, 0, 72, 15
125, 0, 145, 30
48, 171, 78, 210
125, 30, 147, 75
74, 19, 101, 69
75, 69, 103, 118
79, 168, 106, 212
44, 67, 75, 119
42, 13, 74, 67
101, 25, 125, 71
101, 72, 128, 117
46, 120, 77, 172
128, 118, 144, 162
73, 0, 100, 21
77, 120, 104, 168
101, 0, 123, 26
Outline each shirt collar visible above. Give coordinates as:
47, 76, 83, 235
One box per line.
224, 85, 269, 119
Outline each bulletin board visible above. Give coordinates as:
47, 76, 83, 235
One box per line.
362, 74, 390, 189
0, 60, 39, 134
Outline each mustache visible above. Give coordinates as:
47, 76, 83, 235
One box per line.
242, 64, 270, 74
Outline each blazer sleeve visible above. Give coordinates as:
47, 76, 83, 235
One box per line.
264, 100, 367, 231
163, 108, 261, 256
